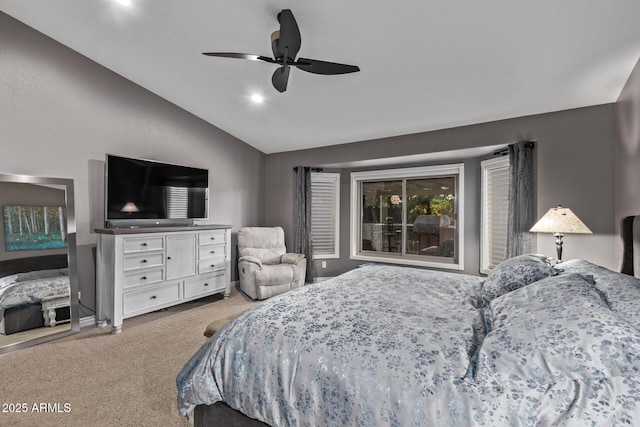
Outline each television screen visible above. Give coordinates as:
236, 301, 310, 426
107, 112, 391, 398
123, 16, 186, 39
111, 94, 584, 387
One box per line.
105, 155, 208, 224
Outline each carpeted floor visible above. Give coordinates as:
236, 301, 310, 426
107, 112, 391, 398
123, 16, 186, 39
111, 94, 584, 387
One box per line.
0, 284, 257, 427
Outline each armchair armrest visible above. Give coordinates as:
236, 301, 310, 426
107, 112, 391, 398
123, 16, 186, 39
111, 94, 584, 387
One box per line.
281, 253, 305, 265
238, 255, 263, 269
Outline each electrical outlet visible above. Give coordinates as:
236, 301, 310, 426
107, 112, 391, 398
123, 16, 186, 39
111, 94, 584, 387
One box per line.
321, 261, 327, 269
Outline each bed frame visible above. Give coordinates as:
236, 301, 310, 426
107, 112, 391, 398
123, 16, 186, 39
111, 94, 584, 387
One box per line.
621, 215, 640, 277
0, 254, 69, 335
194, 402, 269, 427
192, 215, 640, 427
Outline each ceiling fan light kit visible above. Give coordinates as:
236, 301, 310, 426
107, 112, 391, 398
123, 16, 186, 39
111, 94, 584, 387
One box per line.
203, 9, 360, 92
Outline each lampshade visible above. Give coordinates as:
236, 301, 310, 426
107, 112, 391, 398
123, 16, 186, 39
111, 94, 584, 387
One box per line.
120, 202, 140, 213
529, 206, 592, 234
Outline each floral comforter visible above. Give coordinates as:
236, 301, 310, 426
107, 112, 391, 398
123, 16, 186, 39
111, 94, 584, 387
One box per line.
0, 273, 69, 310
177, 261, 640, 426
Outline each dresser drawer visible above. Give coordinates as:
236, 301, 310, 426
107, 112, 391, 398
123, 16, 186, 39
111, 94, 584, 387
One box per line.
198, 257, 226, 274
198, 244, 225, 260
123, 267, 164, 289
198, 230, 226, 246
123, 252, 164, 271
123, 236, 164, 253
123, 283, 180, 316
184, 271, 226, 299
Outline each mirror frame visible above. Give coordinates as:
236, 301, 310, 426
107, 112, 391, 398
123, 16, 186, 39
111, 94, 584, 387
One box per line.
0, 173, 80, 355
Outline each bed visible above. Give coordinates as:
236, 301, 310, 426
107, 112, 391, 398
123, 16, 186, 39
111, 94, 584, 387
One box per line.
177, 221, 640, 426
0, 255, 70, 335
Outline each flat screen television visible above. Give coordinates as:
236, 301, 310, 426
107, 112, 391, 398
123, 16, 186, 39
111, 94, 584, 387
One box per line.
105, 154, 209, 227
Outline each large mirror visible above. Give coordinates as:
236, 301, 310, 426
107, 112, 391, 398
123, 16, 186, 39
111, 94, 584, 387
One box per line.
0, 173, 79, 354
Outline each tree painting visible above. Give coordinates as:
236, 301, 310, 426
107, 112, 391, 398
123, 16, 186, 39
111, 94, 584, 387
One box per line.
3, 205, 67, 251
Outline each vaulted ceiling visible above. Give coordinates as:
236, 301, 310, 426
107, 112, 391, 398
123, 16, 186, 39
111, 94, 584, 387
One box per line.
2, 1, 640, 154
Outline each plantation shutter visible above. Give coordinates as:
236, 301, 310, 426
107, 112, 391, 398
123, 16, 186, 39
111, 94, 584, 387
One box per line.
481, 156, 510, 273
310, 172, 340, 258
166, 186, 189, 218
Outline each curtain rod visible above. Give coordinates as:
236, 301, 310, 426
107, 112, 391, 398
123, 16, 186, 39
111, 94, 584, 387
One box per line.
493, 141, 535, 157
293, 167, 323, 172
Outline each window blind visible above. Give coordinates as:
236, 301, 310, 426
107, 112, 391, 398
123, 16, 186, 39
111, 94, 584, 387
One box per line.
481, 156, 510, 273
311, 172, 340, 258
166, 186, 189, 218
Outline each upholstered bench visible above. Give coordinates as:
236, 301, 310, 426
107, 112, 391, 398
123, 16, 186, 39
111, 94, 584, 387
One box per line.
41, 293, 71, 327
204, 314, 238, 338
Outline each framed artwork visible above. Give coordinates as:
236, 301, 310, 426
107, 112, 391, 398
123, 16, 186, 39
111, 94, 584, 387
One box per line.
2, 205, 67, 251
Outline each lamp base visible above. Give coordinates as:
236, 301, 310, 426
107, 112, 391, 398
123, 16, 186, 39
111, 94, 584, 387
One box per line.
554, 232, 564, 263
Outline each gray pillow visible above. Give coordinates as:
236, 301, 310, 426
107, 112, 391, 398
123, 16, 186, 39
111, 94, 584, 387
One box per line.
481, 254, 556, 302
16, 268, 67, 282
476, 273, 640, 386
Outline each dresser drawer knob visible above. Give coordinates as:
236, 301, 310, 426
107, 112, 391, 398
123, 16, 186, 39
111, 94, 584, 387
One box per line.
167, 256, 172, 260
150, 295, 157, 300
210, 250, 215, 254
141, 276, 147, 280
210, 237, 216, 241
141, 259, 147, 263
204, 283, 209, 287
210, 264, 216, 268
142, 243, 147, 247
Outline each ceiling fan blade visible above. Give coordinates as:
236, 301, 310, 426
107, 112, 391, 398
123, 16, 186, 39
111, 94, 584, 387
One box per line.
275, 9, 301, 60
272, 66, 291, 92
202, 52, 276, 63
294, 58, 360, 75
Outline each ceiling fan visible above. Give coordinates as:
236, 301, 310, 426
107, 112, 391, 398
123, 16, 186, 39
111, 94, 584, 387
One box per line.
202, 9, 360, 93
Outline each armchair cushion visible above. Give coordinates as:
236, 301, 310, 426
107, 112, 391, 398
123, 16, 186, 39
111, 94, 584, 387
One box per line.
254, 264, 303, 288
239, 247, 284, 265
281, 253, 305, 265
238, 226, 287, 264
238, 255, 262, 269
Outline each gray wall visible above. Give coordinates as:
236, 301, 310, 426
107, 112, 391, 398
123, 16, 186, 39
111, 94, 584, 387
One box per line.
0, 12, 265, 315
265, 104, 616, 276
615, 58, 640, 265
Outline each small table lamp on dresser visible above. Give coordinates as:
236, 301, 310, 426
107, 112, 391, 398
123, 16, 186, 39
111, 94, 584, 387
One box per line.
529, 205, 592, 263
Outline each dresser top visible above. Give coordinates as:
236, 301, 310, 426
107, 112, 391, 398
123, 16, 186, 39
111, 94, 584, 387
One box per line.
95, 224, 232, 235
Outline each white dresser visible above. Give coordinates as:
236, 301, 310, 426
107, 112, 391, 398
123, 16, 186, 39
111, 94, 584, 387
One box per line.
95, 225, 232, 333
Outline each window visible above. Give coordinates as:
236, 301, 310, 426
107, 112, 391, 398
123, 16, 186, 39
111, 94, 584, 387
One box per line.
311, 172, 340, 259
480, 156, 510, 274
350, 164, 464, 270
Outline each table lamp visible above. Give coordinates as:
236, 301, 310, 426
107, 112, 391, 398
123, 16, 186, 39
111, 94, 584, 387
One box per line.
120, 202, 139, 215
529, 205, 592, 262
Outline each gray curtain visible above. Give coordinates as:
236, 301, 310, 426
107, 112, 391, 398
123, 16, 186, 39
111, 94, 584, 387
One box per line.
294, 166, 315, 282
506, 141, 534, 257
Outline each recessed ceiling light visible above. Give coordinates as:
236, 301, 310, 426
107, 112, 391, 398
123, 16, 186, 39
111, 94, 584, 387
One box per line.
115, 0, 132, 6
250, 94, 264, 103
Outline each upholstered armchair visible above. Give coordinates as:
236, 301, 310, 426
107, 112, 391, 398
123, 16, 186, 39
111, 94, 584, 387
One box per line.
237, 226, 307, 300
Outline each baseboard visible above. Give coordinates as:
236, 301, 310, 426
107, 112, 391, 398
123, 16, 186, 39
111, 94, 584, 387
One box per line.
80, 315, 95, 329
313, 277, 334, 283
